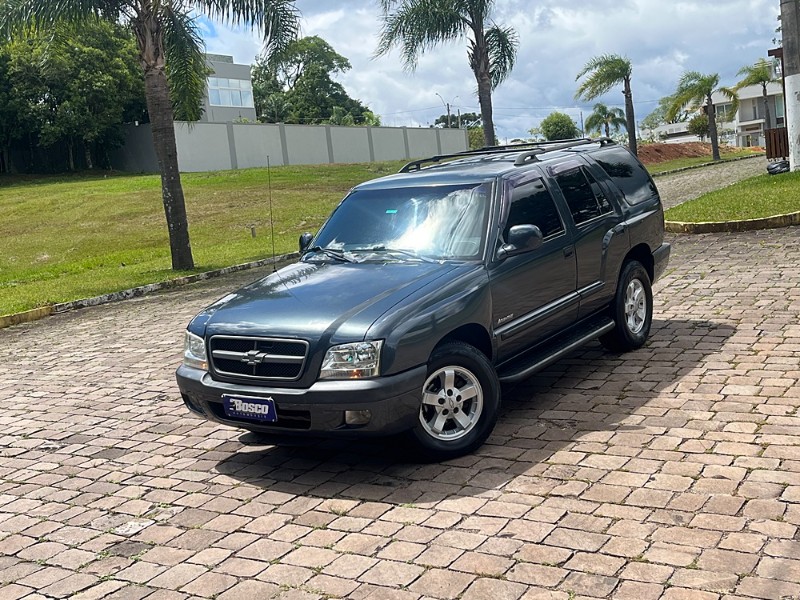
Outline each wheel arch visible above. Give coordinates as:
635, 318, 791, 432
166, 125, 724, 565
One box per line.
624, 243, 654, 282
433, 324, 493, 363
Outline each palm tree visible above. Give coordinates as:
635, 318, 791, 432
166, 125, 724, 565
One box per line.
575, 54, 638, 156
736, 58, 779, 130
584, 103, 626, 138
1, 0, 300, 271
376, 0, 518, 148
667, 71, 738, 161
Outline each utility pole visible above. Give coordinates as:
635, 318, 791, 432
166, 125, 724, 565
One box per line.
781, 0, 800, 170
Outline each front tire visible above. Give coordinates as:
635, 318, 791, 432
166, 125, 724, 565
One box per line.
600, 260, 653, 352
407, 342, 500, 460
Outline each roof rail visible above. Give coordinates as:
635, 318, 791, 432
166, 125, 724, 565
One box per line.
513, 137, 616, 166
399, 137, 615, 173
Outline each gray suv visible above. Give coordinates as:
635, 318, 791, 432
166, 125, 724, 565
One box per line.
176, 138, 670, 459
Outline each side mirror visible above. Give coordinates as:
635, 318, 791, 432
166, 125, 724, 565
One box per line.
497, 225, 544, 260
299, 232, 314, 253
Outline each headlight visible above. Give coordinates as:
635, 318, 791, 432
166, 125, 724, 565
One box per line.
183, 331, 208, 371
320, 341, 383, 379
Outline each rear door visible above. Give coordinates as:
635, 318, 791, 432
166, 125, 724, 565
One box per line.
490, 176, 578, 362
549, 159, 627, 318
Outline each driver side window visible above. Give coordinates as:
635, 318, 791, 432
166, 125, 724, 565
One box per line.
505, 179, 565, 241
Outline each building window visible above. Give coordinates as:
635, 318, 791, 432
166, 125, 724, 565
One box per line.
208, 77, 254, 108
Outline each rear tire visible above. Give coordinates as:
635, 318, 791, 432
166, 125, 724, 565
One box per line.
600, 260, 653, 352
407, 342, 500, 460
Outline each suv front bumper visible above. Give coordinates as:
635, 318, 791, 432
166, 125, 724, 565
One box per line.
176, 364, 427, 437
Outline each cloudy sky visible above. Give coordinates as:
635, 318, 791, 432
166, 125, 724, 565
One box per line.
201, 0, 780, 141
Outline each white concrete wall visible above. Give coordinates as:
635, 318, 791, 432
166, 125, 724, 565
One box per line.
232, 123, 285, 168
284, 125, 330, 165
174, 123, 231, 172
371, 127, 408, 161
407, 128, 440, 158
114, 122, 469, 173
330, 127, 371, 163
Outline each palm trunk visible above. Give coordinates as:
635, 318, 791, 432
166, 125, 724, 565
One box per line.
707, 96, 721, 161
622, 77, 637, 156
471, 35, 496, 147
762, 84, 772, 130
143, 67, 194, 270
604, 122, 610, 137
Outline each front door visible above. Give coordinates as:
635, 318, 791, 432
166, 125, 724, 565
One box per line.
490, 177, 578, 362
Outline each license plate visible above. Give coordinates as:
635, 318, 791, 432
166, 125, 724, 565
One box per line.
222, 395, 278, 423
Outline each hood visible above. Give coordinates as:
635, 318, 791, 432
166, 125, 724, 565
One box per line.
192, 259, 459, 344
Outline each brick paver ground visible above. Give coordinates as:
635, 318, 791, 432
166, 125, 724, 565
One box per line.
1, 225, 799, 600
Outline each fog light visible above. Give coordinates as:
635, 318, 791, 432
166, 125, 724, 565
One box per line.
345, 410, 372, 426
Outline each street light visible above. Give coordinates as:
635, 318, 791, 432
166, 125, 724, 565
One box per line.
435, 93, 459, 128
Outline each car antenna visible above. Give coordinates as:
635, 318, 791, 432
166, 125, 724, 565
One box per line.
267, 155, 277, 273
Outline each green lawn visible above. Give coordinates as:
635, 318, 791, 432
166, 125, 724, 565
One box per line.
646, 149, 763, 175
665, 170, 800, 222
0, 161, 405, 315
1, 153, 792, 316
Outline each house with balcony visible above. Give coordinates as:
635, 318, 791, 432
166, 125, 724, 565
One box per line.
201, 54, 257, 123
651, 80, 784, 148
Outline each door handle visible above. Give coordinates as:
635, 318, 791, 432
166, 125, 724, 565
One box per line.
563, 245, 575, 258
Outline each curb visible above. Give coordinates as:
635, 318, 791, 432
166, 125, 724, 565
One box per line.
650, 153, 765, 178
0, 252, 299, 331
666, 210, 800, 234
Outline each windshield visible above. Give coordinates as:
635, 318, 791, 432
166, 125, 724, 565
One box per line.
311, 183, 492, 261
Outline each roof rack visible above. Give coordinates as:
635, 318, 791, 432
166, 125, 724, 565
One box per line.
399, 137, 615, 173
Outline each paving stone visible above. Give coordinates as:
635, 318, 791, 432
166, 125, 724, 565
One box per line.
3, 228, 800, 600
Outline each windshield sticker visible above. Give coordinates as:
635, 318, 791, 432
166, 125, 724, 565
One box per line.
385, 209, 398, 214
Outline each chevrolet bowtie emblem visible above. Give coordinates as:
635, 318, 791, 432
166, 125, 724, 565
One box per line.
241, 349, 266, 366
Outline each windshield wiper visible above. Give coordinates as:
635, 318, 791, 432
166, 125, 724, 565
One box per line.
306, 246, 357, 263
357, 246, 436, 263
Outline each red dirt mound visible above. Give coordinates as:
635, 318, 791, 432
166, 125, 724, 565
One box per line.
637, 142, 717, 165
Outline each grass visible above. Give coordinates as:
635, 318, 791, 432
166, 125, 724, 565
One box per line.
645, 149, 763, 175
0, 161, 406, 315
665, 170, 800, 222
0, 150, 787, 316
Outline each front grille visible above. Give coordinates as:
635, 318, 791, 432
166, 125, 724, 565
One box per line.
209, 336, 308, 382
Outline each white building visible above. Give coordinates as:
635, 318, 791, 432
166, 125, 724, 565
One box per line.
200, 54, 257, 123
651, 81, 784, 147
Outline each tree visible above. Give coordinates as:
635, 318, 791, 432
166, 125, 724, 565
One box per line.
575, 54, 638, 156
435, 112, 481, 129
641, 93, 690, 138
736, 58, 779, 129
252, 36, 375, 125
668, 71, 738, 161
538, 112, 580, 141
377, 0, 518, 147
584, 103, 626, 138
687, 114, 709, 141
1, 0, 300, 271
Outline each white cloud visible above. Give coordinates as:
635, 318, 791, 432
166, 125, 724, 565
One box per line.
201, 0, 781, 140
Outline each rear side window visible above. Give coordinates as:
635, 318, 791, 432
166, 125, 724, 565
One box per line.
554, 166, 613, 225
505, 179, 565, 240
593, 147, 659, 205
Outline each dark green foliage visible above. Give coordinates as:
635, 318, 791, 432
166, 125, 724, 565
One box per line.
252, 36, 376, 125
0, 23, 145, 172
539, 112, 580, 141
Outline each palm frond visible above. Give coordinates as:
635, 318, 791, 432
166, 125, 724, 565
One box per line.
162, 5, 208, 121
485, 23, 517, 89
574, 54, 632, 101
0, 0, 111, 39
194, 0, 300, 58
717, 86, 739, 120
375, 0, 466, 69
736, 58, 778, 89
